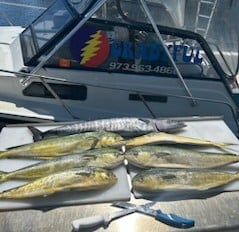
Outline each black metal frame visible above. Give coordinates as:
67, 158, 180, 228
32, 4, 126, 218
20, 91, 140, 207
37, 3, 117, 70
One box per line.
20, 0, 80, 66
19, 0, 233, 97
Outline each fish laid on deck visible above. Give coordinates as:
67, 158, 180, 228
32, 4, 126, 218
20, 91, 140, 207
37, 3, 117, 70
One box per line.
0, 167, 117, 199
28, 117, 186, 140
0, 148, 124, 182
132, 168, 239, 192
123, 132, 232, 148
125, 145, 239, 169
0, 131, 124, 159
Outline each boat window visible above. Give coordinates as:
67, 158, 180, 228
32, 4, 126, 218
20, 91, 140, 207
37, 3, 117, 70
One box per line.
96, 0, 238, 80
69, 0, 96, 14
95, 0, 179, 27
23, 82, 87, 100
20, 0, 78, 65
43, 19, 219, 79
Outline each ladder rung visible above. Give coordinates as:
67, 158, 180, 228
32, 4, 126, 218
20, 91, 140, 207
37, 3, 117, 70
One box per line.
196, 28, 207, 31
201, 0, 215, 4
198, 14, 210, 18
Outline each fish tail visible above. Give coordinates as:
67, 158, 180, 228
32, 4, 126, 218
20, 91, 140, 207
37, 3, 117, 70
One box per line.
0, 171, 7, 182
27, 126, 43, 142
0, 151, 7, 159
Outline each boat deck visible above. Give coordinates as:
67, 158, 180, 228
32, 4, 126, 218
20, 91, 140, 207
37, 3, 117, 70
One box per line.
0, 118, 239, 231
0, 100, 54, 123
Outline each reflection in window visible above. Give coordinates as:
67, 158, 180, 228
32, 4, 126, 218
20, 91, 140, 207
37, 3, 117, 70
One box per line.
20, 0, 77, 65
33, 1, 73, 49
43, 20, 219, 79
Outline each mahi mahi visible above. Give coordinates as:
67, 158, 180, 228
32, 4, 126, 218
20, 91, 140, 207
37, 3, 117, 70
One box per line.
0, 167, 117, 199
132, 168, 239, 192
29, 117, 186, 140
125, 145, 239, 169
123, 132, 232, 148
0, 131, 124, 159
0, 148, 124, 182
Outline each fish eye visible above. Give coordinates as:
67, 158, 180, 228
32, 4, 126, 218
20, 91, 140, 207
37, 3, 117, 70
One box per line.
135, 175, 145, 182
132, 152, 139, 156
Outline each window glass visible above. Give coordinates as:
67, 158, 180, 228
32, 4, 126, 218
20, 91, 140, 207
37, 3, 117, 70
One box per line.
33, 1, 73, 49
44, 20, 219, 78
21, 28, 37, 62
21, 0, 76, 64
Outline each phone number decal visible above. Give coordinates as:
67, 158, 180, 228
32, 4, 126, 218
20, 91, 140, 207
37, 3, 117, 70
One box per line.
109, 62, 174, 74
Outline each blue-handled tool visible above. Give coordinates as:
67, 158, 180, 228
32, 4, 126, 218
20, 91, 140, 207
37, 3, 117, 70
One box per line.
112, 201, 195, 229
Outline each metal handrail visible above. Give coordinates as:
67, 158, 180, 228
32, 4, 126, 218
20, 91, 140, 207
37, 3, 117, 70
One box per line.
21, 0, 108, 85
139, 0, 197, 106
19, 0, 109, 119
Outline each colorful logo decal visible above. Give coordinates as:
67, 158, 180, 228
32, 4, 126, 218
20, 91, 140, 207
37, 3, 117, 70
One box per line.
70, 26, 110, 68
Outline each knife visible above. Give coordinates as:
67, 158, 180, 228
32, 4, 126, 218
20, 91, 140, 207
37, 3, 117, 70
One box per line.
113, 201, 195, 229
71, 208, 135, 231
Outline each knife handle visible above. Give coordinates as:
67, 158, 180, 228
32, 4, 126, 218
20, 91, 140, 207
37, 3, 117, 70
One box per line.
155, 211, 195, 229
72, 214, 110, 231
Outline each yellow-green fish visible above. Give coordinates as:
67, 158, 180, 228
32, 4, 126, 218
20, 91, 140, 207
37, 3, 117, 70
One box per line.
0, 167, 117, 199
0, 148, 124, 182
125, 145, 239, 169
0, 131, 124, 159
132, 168, 239, 192
123, 132, 231, 148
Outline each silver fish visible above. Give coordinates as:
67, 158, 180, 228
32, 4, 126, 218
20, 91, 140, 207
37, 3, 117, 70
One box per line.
29, 117, 186, 140
132, 168, 239, 192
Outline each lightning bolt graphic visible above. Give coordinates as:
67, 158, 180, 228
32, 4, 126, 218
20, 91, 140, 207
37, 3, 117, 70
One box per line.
80, 30, 102, 65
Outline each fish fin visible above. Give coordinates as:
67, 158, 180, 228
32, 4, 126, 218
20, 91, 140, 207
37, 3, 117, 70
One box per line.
28, 126, 43, 142
78, 136, 99, 149
139, 118, 158, 131
39, 206, 59, 212
219, 145, 239, 154
138, 118, 151, 123
5, 144, 26, 150
90, 138, 100, 149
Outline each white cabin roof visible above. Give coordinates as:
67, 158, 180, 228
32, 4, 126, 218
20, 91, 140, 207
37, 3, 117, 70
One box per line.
0, 26, 25, 75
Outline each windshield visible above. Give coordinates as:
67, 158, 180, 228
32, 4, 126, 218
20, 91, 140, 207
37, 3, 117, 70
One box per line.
21, 0, 78, 65
93, 0, 238, 79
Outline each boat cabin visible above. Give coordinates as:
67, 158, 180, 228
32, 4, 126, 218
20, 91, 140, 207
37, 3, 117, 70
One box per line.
0, 0, 239, 135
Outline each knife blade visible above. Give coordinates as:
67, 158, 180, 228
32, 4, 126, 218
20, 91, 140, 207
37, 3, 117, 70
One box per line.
113, 201, 195, 229
71, 207, 135, 231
